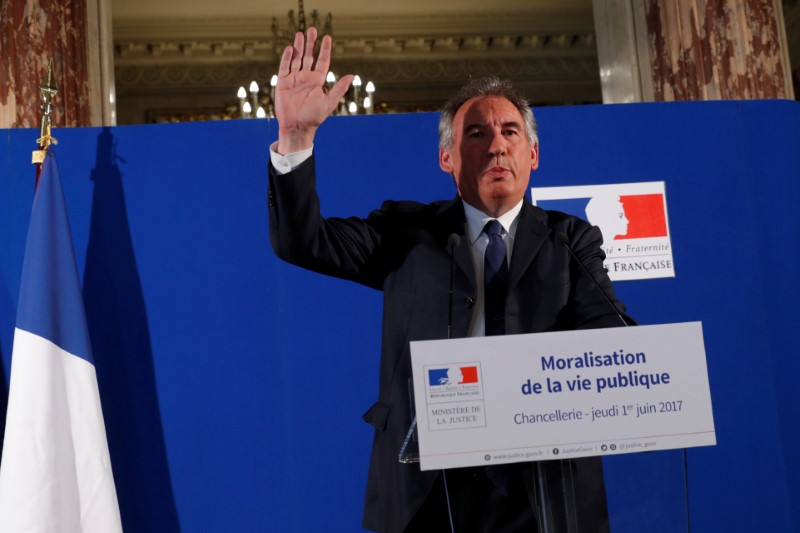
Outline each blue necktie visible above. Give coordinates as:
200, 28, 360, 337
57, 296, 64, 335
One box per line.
483, 220, 515, 495
483, 220, 508, 336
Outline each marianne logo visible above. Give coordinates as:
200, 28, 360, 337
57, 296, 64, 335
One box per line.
531, 182, 674, 281
542, 193, 667, 245
428, 366, 479, 387
423, 362, 486, 428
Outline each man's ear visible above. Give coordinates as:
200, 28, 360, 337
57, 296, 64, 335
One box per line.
530, 142, 540, 171
439, 147, 454, 173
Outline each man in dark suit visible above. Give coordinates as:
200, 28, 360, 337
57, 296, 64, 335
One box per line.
268, 27, 631, 533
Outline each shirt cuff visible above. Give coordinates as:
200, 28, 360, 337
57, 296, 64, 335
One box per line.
269, 141, 313, 175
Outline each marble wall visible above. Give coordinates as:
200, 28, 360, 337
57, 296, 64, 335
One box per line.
0, 0, 91, 128
646, 0, 793, 100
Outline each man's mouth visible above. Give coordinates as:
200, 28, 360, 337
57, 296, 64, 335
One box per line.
485, 166, 510, 178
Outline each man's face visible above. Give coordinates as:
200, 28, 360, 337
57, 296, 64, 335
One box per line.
440, 96, 539, 217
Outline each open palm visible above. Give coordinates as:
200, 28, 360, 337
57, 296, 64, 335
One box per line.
275, 27, 353, 153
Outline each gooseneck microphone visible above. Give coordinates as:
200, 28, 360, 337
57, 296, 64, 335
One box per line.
400, 234, 463, 469
555, 232, 630, 327
447, 233, 460, 340
443, 233, 461, 533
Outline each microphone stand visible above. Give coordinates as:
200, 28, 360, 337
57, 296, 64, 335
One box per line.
399, 234, 461, 532
441, 234, 460, 533
532, 233, 633, 533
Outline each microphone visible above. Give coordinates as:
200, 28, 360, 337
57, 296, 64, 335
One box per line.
555, 232, 630, 327
447, 233, 460, 339
442, 232, 461, 532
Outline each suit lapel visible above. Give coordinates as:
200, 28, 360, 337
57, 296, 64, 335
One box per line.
508, 201, 550, 289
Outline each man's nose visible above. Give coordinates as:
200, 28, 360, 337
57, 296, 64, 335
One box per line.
488, 132, 508, 157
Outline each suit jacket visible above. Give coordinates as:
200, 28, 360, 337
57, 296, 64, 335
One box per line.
268, 155, 630, 533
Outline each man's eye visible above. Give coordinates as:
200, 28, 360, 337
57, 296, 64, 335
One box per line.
468, 131, 483, 138
503, 130, 518, 136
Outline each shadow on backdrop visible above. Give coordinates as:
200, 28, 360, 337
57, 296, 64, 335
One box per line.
0, 196, 21, 461
0, 333, 7, 455
83, 128, 180, 532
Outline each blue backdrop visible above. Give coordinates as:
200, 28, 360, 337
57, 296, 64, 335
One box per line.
1, 100, 798, 532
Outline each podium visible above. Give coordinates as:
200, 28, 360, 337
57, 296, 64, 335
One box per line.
400, 322, 713, 531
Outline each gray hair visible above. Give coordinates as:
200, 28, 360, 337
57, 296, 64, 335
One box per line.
438, 76, 538, 149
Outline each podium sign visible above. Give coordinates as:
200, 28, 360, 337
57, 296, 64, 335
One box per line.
409, 322, 715, 471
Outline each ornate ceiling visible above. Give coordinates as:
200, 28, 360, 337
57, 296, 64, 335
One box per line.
111, 0, 799, 124
111, 0, 601, 124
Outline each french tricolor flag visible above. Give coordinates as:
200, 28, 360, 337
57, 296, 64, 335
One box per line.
0, 149, 122, 531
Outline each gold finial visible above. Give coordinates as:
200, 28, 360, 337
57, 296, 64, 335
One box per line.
40, 61, 58, 97
33, 61, 59, 164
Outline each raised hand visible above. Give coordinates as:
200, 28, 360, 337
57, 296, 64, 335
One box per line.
275, 26, 353, 154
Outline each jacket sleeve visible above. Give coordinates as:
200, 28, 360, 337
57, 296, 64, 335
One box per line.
563, 218, 635, 329
267, 154, 387, 290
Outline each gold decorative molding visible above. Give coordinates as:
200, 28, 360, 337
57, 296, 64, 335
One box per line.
114, 12, 597, 64
116, 57, 600, 92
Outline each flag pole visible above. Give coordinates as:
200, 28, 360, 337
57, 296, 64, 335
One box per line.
1, 64, 124, 530
32, 61, 58, 187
